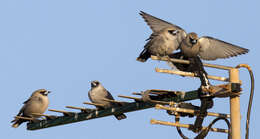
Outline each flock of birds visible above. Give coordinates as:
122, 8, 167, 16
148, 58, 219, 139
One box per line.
11, 11, 249, 128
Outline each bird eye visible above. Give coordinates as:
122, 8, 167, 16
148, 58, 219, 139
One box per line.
168, 30, 178, 35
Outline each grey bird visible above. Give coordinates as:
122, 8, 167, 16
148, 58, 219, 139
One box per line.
138, 11, 249, 90
137, 11, 186, 62
178, 32, 248, 87
11, 89, 50, 128
179, 32, 248, 60
88, 80, 127, 120
137, 11, 249, 62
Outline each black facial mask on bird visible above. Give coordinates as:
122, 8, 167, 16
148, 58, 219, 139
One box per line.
190, 39, 197, 45
168, 30, 178, 35
91, 81, 99, 88
41, 90, 50, 96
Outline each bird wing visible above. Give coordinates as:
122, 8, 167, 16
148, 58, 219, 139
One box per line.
105, 90, 115, 100
140, 11, 186, 50
23, 98, 31, 104
144, 33, 164, 49
88, 90, 93, 102
198, 36, 249, 60
13, 96, 33, 117
18, 96, 36, 116
140, 11, 185, 32
16, 105, 25, 116
106, 90, 124, 107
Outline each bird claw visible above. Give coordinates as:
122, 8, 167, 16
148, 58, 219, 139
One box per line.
200, 85, 214, 97
165, 55, 172, 62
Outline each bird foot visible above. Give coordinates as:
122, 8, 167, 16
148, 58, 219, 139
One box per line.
200, 85, 213, 97
165, 55, 172, 62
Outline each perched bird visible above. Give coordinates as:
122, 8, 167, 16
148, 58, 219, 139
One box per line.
11, 89, 51, 128
178, 32, 248, 87
137, 11, 186, 62
179, 32, 248, 60
88, 80, 127, 120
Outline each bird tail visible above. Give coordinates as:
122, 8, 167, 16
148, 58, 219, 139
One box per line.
11, 119, 24, 128
137, 48, 151, 62
114, 113, 127, 120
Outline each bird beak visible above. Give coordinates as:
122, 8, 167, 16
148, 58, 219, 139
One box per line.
47, 90, 51, 94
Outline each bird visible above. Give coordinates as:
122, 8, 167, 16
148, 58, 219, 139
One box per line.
178, 32, 248, 87
138, 11, 249, 86
11, 89, 51, 128
179, 32, 248, 61
136, 11, 186, 62
137, 11, 248, 62
88, 80, 127, 120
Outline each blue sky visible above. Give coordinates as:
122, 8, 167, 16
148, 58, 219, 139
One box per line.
1, 0, 259, 138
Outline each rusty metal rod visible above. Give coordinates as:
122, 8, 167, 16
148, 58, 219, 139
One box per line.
102, 98, 124, 103
151, 56, 233, 70
48, 109, 74, 116
66, 106, 90, 111
31, 113, 52, 117
118, 95, 142, 101
83, 102, 106, 107
155, 104, 230, 118
150, 89, 177, 92
132, 92, 142, 95
155, 68, 229, 82
150, 119, 228, 133
15, 116, 34, 121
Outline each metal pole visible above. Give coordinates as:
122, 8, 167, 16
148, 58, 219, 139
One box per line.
229, 68, 241, 139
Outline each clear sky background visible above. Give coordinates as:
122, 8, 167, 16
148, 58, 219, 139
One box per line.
1, 0, 259, 139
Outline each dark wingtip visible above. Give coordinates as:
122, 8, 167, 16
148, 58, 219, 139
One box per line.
139, 11, 150, 18
11, 119, 15, 123
237, 47, 249, 56
245, 48, 249, 53
115, 114, 127, 120
139, 11, 145, 15
136, 57, 146, 62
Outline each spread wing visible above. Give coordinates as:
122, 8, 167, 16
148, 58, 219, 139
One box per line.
198, 36, 249, 60
140, 11, 187, 48
140, 11, 185, 32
